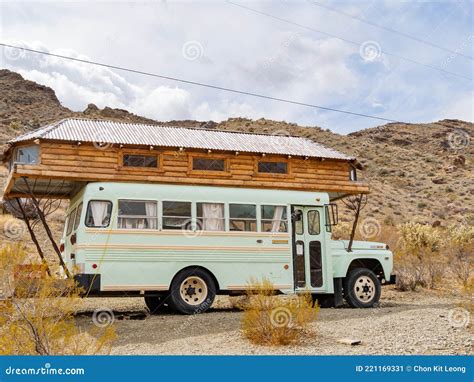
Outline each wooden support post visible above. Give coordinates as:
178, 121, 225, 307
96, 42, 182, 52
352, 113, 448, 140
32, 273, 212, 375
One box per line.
347, 194, 363, 253
16, 198, 52, 277
21, 177, 72, 279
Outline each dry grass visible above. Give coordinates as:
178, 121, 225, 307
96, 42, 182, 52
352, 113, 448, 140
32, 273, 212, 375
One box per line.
0, 243, 116, 355
241, 279, 319, 346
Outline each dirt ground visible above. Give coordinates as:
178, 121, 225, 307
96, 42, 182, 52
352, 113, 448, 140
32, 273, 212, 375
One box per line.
76, 287, 472, 355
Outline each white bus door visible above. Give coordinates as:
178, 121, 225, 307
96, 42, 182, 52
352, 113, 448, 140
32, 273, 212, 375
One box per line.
291, 206, 326, 292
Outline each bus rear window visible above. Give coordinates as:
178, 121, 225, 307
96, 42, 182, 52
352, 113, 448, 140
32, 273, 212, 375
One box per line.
85, 201, 113, 228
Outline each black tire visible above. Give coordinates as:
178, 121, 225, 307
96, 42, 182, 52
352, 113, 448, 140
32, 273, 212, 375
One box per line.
144, 294, 174, 315
168, 268, 216, 315
344, 268, 381, 308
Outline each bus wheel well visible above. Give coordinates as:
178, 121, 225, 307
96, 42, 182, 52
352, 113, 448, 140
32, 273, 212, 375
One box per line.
172, 266, 220, 292
346, 259, 383, 279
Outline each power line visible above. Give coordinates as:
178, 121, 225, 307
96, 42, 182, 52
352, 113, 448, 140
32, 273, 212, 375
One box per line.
0, 43, 402, 123
227, 1, 473, 82
309, 1, 473, 60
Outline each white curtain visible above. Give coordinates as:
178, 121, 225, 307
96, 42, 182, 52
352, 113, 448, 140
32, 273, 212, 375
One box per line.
202, 203, 224, 231
91, 201, 109, 227
271, 206, 285, 232
145, 202, 157, 229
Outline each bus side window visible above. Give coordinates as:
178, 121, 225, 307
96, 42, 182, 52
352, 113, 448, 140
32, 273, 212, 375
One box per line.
73, 202, 83, 231
162, 201, 192, 230
85, 201, 113, 228
261, 205, 288, 233
66, 207, 77, 236
229, 204, 257, 232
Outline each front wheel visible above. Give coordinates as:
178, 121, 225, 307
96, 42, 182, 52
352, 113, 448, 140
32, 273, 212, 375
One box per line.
168, 268, 216, 314
344, 268, 381, 308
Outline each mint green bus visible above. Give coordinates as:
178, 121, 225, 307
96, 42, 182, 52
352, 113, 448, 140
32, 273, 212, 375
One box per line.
61, 182, 394, 314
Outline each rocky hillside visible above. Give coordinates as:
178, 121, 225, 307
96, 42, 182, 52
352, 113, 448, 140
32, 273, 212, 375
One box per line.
1, 69, 472, 228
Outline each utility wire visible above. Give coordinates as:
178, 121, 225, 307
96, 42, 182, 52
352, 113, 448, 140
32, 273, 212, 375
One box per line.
0, 43, 402, 123
227, 1, 473, 82
309, 1, 473, 60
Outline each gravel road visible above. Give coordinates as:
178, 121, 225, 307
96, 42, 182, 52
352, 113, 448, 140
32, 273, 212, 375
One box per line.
76, 287, 472, 355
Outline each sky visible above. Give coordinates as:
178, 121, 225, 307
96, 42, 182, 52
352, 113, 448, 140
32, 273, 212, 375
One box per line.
0, 0, 473, 134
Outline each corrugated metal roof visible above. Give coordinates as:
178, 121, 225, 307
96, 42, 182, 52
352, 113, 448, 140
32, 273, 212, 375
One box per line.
11, 118, 354, 160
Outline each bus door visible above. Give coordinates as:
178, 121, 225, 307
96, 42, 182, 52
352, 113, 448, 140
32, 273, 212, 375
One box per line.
291, 206, 326, 292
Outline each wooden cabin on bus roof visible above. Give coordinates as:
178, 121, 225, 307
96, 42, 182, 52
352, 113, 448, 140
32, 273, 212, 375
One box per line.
1, 118, 369, 201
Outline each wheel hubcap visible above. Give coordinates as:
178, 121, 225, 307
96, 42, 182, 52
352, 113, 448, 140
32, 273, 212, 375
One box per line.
354, 276, 375, 302
180, 276, 208, 306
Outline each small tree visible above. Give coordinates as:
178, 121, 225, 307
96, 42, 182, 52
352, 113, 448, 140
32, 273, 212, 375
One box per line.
0, 243, 115, 355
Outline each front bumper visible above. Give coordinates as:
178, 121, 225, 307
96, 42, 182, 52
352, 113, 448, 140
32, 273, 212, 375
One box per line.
383, 273, 396, 285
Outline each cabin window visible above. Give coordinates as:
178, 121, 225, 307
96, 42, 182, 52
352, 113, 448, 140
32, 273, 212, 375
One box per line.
73, 203, 83, 231
258, 161, 287, 174
307, 210, 320, 235
118, 200, 157, 229
162, 201, 192, 230
229, 204, 257, 232
14, 145, 39, 164
349, 166, 357, 181
85, 200, 113, 228
192, 157, 226, 172
197, 203, 225, 231
261, 205, 288, 233
123, 154, 158, 168
66, 207, 77, 236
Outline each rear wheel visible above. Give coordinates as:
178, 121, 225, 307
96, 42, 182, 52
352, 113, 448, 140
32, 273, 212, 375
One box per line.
168, 269, 216, 314
344, 268, 381, 308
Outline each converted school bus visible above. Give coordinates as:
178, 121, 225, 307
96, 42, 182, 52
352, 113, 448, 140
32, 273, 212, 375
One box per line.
2, 118, 393, 314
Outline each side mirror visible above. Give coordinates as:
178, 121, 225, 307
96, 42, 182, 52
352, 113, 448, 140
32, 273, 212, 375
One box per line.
292, 210, 303, 222
325, 204, 338, 232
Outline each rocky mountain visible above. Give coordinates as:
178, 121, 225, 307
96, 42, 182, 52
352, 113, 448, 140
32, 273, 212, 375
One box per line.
1, 69, 472, 227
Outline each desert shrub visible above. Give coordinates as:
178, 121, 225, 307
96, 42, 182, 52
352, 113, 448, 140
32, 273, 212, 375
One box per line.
446, 225, 474, 288
241, 279, 318, 346
331, 221, 352, 240
0, 243, 115, 355
395, 223, 444, 290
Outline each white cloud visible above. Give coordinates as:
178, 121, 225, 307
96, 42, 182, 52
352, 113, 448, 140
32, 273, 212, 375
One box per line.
441, 96, 474, 122
131, 86, 192, 121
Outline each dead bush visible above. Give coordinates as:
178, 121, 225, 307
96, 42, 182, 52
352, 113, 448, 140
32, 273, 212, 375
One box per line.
241, 279, 319, 346
395, 223, 444, 290
446, 225, 474, 288
0, 243, 116, 355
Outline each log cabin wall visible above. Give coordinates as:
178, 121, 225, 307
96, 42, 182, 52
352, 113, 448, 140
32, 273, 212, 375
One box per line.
9, 141, 369, 194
